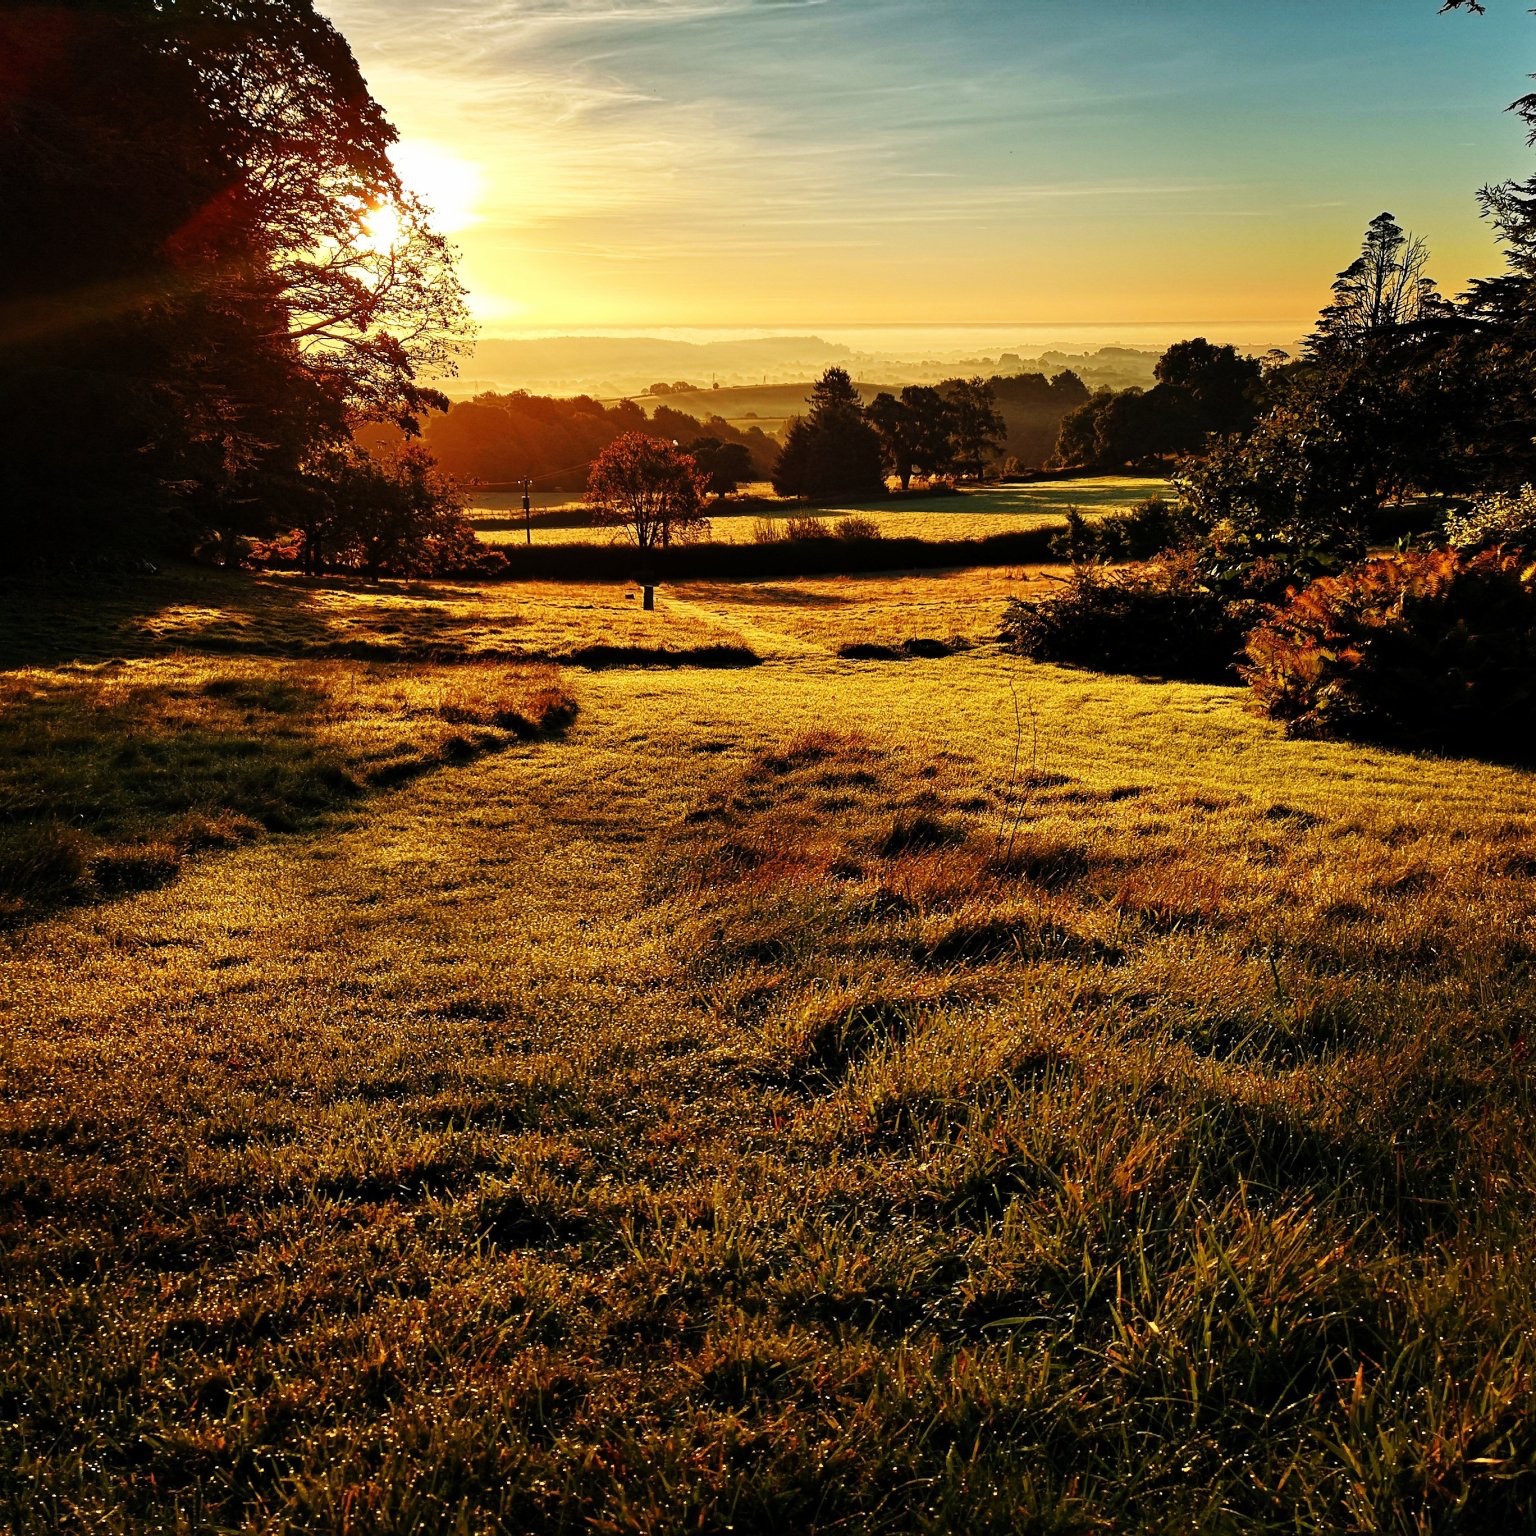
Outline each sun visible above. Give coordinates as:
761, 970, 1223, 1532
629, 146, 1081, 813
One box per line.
359, 199, 403, 255
389, 140, 484, 234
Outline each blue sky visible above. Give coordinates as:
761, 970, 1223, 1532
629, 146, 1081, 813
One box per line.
322, 0, 1536, 334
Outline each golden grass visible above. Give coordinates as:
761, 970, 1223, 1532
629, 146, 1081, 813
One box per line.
0, 653, 576, 925
670, 568, 1060, 654
468, 477, 1168, 549
0, 567, 756, 668
3, 564, 1535, 1531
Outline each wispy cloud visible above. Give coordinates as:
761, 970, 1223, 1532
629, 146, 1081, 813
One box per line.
321, 0, 1528, 327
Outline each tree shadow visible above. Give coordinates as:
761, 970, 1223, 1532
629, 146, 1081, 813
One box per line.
2, 567, 330, 668
0, 567, 517, 670
679, 581, 853, 608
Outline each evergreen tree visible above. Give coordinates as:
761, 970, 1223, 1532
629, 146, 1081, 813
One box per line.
772, 368, 885, 500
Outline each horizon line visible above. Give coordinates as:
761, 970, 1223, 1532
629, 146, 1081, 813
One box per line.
475, 321, 1312, 333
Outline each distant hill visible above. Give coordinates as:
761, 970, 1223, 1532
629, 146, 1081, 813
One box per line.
447, 335, 1162, 400
454, 336, 859, 400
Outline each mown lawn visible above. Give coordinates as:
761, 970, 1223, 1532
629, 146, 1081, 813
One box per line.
468, 477, 1168, 548
2, 564, 1534, 1533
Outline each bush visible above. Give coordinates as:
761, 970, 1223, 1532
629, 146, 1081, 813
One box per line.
1053, 498, 1204, 564
834, 515, 882, 541
1002, 552, 1262, 683
1443, 485, 1536, 555
1174, 397, 1374, 563
785, 516, 834, 541
1243, 547, 1536, 753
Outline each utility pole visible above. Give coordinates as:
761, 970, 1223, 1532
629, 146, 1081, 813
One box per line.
519, 478, 533, 546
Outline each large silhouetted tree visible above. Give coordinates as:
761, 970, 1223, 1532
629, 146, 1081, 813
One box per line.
939, 378, 1006, 478
1306, 214, 1448, 359
688, 437, 754, 498
1154, 339, 1263, 436
865, 387, 955, 490
0, 0, 468, 560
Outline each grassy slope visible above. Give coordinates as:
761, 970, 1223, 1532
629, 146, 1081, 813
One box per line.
3, 570, 1535, 1533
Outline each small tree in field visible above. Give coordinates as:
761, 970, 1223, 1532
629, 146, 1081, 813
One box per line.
587, 433, 708, 549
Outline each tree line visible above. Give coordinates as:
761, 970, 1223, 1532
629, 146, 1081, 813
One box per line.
770, 368, 1088, 499
406, 393, 780, 493
1006, 22, 1536, 760
1047, 205, 1536, 541
1049, 197, 1536, 513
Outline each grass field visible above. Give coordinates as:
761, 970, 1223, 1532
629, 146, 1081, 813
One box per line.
468, 478, 1168, 549
4, 562, 1535, 1532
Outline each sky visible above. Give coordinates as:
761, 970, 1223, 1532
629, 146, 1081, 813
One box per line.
322, 0, 1536, 340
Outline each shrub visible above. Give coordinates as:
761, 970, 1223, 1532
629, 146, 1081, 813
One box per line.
834, 515, 882, 541
1243, 546, 1536, 753
1444, 485, 1536, 555
751, 517, 785, 544
1174, 397, 1374, 563
1053, 497, 1204, 564
785, 516, 834, 541
1002, 551, 1262, 683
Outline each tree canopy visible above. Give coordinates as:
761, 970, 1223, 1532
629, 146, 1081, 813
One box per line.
0, 0, 469, 561
586, 434, 709, 551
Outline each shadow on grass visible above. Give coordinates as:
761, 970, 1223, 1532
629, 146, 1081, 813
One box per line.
837, 638, 973, 662
0, 660, 578, 929
0, 567, 346, 669
562, 643, 760, 670
680, 582, 855, 609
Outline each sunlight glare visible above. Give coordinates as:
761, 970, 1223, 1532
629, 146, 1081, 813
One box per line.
390, 140, 484, 234
360, 200, 403, 255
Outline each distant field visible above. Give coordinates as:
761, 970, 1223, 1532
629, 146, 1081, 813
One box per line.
631, 382, 838, 431
469, 476, 1167, 549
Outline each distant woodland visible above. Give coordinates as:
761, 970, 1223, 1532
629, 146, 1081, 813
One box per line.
392, 396, 780, 490
396, 370, 1092, 491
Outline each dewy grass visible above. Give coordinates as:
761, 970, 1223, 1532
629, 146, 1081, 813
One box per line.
3, 567, 1536, 1532
0, 656, 575, 925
